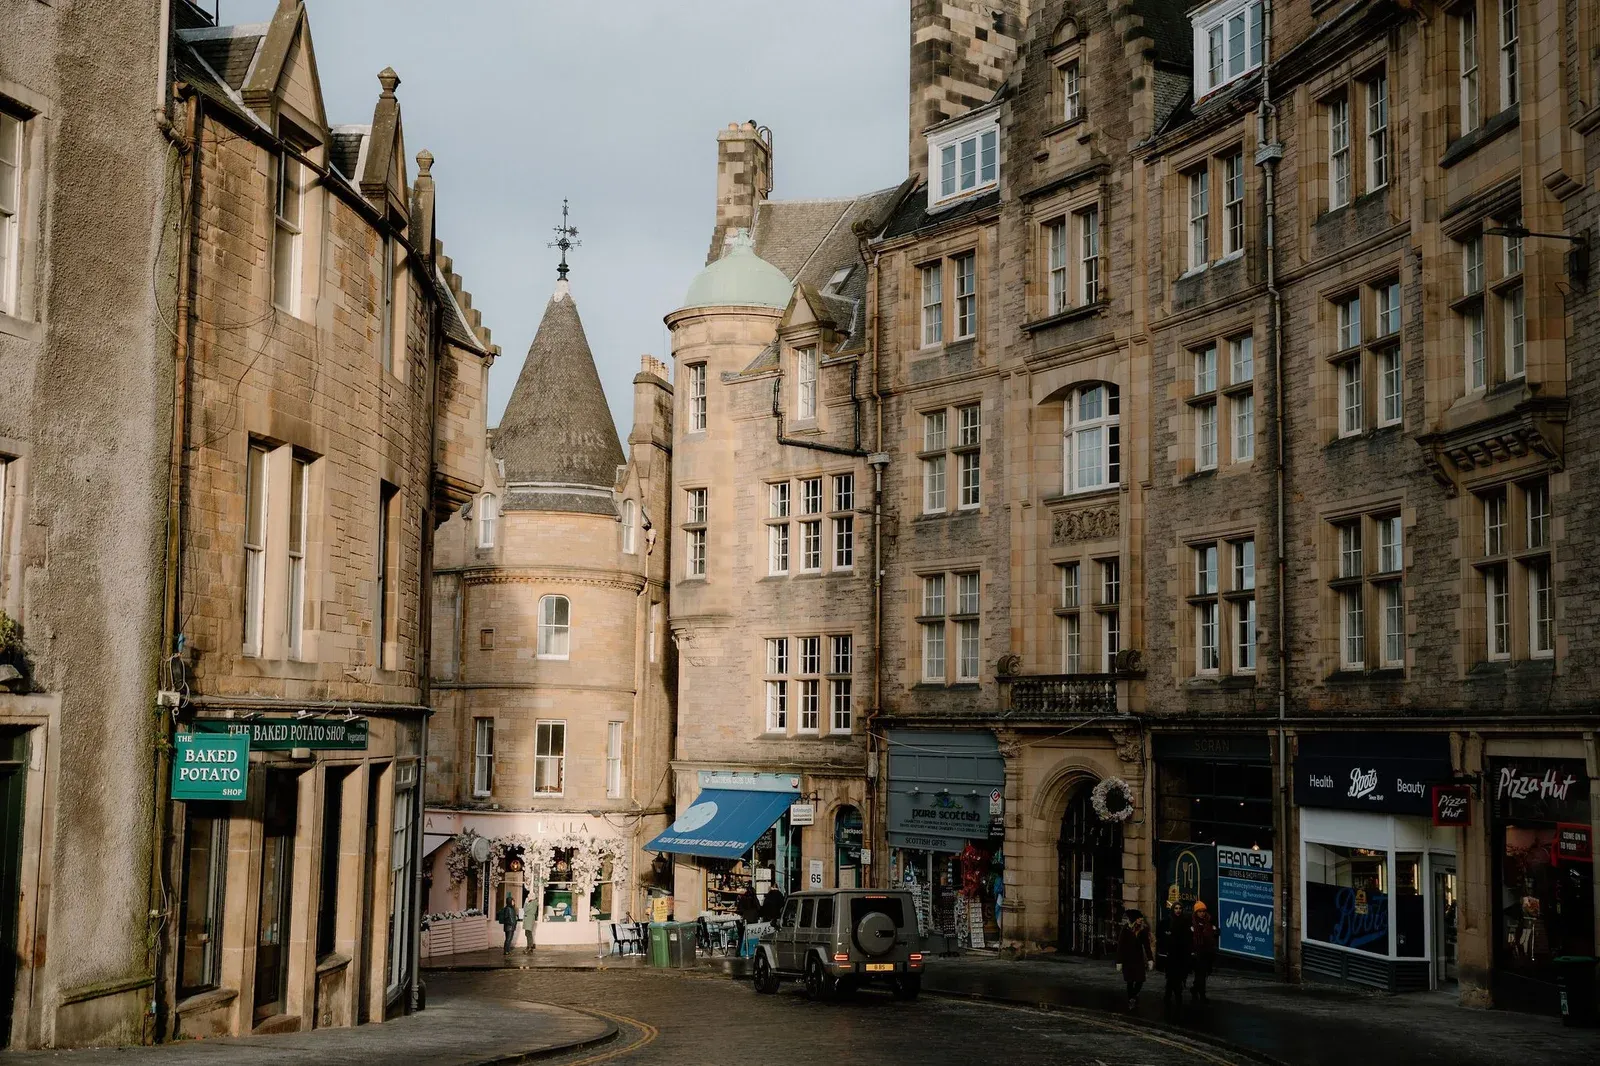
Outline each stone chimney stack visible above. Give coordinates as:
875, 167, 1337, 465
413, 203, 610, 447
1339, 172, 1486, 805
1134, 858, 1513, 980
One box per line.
707, 121, 773, 265
908, 1, 1026, 179
631, 355, 674, 454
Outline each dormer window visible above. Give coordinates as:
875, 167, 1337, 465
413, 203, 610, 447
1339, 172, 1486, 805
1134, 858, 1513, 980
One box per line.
928, 115, 999, 208
1193, 0, 1264, 98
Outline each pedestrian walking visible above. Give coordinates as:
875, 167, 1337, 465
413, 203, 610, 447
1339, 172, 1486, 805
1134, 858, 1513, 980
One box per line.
735, 885, 761, 923
497, 896, 520, 954
1162, 900, 1193, 1005
1116, 909, 1155, 1010
759, 885, 785, 923
1191, 901, 1218, 1001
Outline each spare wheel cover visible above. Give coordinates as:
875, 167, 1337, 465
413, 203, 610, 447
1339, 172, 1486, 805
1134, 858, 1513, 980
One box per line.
855, 911, 897, 956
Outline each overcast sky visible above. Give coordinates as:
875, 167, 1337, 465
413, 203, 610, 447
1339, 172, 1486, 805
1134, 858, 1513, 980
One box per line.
225, 0, 909, 443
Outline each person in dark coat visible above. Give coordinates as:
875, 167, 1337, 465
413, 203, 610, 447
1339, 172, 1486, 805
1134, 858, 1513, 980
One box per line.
1191, 900, 1218, 1001
759, 886, 785, 923
1163, 900, 1194, 1005
496, 897, 520, 955
735, 886, 762, 922
1116, 909, 1155, 1010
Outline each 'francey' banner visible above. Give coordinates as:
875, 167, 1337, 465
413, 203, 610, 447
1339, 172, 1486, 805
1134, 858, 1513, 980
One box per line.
1217, 846, 1274, 962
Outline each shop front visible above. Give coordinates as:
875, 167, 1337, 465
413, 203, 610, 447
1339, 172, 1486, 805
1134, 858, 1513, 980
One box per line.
422, 810, 632, 949
1153, 733, 1277, 968
648, 771, 803, 918
887, 731, 1006, 951
1487, 755, 1595, 1013
1294, 732, 1456, 992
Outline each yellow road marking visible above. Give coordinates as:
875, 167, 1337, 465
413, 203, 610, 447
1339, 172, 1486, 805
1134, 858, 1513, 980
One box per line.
558, 1006, 658, 1065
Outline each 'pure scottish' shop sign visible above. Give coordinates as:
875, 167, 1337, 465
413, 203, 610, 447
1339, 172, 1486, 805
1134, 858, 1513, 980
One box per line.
171, 731, 249, 801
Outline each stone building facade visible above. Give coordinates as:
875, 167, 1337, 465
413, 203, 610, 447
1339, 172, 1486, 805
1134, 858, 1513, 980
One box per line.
422, 280, 675, 945
658, 0, 1600, 1013
0, 0, 177, 1049
156, 0, 493, 1040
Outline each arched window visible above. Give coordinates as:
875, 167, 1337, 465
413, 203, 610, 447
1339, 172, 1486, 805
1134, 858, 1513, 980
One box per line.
477, 492, 499, 548
621, 498, 637, 554
537, 595, 570, 659
1063, 384, 1120, 494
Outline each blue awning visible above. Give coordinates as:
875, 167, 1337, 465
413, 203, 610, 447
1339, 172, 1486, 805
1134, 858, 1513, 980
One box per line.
646, 788, 797, 859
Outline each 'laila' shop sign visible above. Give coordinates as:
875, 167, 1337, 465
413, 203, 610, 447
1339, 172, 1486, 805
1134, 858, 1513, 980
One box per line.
193, 715, 369, 750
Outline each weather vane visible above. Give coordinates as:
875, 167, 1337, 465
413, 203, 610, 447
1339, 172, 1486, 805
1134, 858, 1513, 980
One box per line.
549, 198, 580, 281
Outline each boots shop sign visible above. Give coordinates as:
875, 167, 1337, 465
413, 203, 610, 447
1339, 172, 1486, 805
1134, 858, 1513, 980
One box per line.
1293, 733, 1452, 816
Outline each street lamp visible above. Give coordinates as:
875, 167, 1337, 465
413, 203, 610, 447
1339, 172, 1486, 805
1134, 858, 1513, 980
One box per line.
1483, 224, 1589, 283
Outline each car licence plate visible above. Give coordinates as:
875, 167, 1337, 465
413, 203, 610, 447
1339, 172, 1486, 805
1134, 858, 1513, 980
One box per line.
865, 963, 895, 972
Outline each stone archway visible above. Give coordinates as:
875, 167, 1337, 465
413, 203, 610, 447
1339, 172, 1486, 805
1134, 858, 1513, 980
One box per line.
1056, 778, 1124, 957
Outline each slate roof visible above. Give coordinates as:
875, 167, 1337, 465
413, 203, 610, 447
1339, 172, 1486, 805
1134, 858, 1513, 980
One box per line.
492, 282, 624, 511
746, 187, 901, 352
881, 187, 1000, 241
185, 25, 267, 90
329, 130, 366, 183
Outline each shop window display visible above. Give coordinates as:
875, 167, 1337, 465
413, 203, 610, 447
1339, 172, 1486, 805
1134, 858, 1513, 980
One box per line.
1304, 843, 1389, 956
543, 847, 576, 922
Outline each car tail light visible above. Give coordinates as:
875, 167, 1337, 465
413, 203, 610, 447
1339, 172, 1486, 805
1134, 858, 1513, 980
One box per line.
909, 953, 924, 962
833, 953, 850, 962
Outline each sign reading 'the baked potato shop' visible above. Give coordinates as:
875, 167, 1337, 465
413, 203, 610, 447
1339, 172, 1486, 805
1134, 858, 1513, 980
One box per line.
193, 715, 368, 750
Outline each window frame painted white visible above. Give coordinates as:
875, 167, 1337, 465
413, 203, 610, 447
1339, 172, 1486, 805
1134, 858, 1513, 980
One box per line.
537, 594, 571, 659
0, 110, 23, 317
477, 491, 499, 549
606, 721, 624, 798
243, 443, 270, 658
928, 113, 1000, 207
1063, 384, 1120, 493
1192, 0, 1264, 98
795, 345, 818, 419
534, 719, 566, 795
472, 717, 495, 798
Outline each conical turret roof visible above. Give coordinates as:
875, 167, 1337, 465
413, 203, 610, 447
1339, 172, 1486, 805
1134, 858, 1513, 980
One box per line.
493, 280, 624, 514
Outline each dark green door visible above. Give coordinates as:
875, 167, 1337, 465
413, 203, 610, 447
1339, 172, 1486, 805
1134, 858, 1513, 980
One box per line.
0, 731, 29, 1046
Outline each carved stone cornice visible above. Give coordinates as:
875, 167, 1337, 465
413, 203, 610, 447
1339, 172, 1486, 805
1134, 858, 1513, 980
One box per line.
1415, 389, 1568, 495
461, 567, 645, 594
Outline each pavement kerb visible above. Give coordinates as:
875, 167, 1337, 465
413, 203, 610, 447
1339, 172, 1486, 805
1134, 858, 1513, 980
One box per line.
472, 1014, 620, 1066
921, 984, 1289, 1066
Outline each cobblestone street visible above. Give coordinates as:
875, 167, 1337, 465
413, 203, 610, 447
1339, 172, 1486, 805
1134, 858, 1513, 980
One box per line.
432, 968, 1257, 1066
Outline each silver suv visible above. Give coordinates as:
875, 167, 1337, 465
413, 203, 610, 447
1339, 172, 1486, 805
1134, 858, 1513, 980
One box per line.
750, 890, 924, 1000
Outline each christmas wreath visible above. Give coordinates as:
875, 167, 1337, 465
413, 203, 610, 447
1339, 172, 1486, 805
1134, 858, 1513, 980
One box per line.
1091, 777, 1135, 823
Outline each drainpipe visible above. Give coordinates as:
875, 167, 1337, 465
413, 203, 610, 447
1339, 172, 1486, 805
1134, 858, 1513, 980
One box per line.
863, 237, 888, 889
149, 83, 202, 1042
770, 367, 869, 456
1254, 0, 1291, 982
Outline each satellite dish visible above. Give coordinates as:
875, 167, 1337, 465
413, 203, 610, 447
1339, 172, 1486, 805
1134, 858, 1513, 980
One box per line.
469, 837, 491, 864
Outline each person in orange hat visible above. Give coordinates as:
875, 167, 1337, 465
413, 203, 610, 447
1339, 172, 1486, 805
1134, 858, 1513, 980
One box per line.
1191, 900, 1219, 1001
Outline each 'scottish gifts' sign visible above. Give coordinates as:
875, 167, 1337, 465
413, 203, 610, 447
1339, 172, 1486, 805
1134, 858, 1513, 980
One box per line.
1431, 784, 1472, 827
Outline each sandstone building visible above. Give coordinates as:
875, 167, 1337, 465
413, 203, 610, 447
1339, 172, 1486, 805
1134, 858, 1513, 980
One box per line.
653, 0, 1600, 1014
154, 0, 496, 1038
422, 274, 675, 945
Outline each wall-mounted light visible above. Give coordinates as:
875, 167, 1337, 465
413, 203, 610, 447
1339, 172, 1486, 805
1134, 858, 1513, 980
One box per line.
1485, 224, 1589, 284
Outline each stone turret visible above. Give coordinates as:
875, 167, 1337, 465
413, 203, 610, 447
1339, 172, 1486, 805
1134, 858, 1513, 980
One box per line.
493, 280, 624, 513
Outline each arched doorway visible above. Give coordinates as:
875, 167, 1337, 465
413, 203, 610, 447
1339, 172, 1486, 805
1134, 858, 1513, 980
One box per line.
1057, 782, 1123, 956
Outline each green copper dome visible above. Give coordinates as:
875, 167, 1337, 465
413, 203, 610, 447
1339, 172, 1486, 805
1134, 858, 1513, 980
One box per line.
681, 229, 793, 310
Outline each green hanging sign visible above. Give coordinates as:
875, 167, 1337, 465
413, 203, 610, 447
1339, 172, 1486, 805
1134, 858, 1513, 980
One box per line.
172, 731, 250, 802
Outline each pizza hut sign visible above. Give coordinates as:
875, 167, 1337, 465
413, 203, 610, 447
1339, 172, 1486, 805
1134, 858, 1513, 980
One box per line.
1490, 758, 1590, 826
1431, 785, 1472, 827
